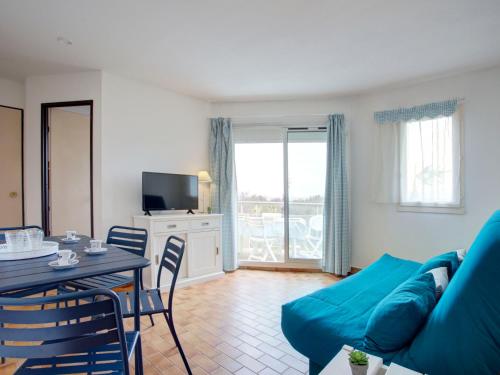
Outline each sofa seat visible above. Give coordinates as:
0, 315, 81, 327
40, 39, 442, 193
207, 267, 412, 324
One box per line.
281, 253, 421, 373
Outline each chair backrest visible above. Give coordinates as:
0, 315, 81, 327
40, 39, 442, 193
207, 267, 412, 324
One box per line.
106, 225, 148, 257
289, 218, 308, 240
0, 289, 130, 374
309, 215, 323, 233
245, 216, 265, 238
157, 236, 186, 310
0, 225, 43, 242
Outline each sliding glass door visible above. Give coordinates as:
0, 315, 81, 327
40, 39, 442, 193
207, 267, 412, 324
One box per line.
234, 126, 326, 267
234, 127, 285, 262
285, 130, 327, 261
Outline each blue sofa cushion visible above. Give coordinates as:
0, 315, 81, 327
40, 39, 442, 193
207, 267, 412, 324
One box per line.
394, 210, 500, 375
364, 272, 436, 352
281, 254, 421, 369
417, 251, 459, 279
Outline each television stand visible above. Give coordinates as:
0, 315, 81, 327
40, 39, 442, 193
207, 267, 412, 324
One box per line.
133, 213, 224, 289
144, 210, 152, 216
186, 209, 195, 214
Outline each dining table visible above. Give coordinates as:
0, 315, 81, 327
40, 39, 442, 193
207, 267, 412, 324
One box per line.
0, 235, 150, 374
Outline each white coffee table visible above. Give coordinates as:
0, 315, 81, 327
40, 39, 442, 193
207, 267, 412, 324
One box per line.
320, 346, 424, 375
319, 346, 385, 375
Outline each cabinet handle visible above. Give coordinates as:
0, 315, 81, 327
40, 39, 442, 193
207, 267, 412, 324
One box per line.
216, 246, 219, 255
167, 224, 177, 229
155, 254, 159, 265
201, 222, 210, 226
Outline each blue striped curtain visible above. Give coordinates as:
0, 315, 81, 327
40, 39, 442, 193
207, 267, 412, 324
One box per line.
323, 114, 351, 275
209, 118, 237, 271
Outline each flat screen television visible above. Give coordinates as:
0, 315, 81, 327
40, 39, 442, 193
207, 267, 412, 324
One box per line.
142, 172, 198, 215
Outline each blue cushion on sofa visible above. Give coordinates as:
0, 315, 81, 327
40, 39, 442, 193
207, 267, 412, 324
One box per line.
364, 272, 436, 352
394, 210, 500, 374
417, 251, 459, 278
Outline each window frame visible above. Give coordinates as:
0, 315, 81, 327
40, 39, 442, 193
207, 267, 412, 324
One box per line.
397, 105, 464, 214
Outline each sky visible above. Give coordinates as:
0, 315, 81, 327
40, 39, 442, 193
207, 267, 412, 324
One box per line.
234, 142, 326, 201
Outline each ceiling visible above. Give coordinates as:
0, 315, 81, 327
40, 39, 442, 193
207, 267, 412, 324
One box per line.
1, 0, 500, 101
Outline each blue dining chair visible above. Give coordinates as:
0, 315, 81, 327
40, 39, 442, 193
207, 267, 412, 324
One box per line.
0, 288, 138, 374
0, 225, 57, 365
0, 283, 60, 366
117, 235, 192, 374
63, 226, 148, 290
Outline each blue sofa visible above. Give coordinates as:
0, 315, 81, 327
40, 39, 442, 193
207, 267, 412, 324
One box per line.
281, 211, 500, 375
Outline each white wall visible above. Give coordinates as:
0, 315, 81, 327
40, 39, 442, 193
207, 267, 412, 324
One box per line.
0, 77, 24, 108
212, 66, 500, 268
24, 72, 103, 234
100, 72, 210, 232
13, 65, 500, 266
349, 66, 500, 267
20, 71, 210, 239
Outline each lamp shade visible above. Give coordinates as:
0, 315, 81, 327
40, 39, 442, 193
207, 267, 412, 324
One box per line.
198, 170, 212, 183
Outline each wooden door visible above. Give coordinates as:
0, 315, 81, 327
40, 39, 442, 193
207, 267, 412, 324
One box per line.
49, 107, 91, 236
0, 106, 23, 227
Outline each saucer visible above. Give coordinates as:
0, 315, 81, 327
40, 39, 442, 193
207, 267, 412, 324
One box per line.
84, 247, 107, 255
48, 259, 79, 270
61, 237, 81, 244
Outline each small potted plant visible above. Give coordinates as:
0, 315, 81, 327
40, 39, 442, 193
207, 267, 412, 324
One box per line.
349, 350, 368, 375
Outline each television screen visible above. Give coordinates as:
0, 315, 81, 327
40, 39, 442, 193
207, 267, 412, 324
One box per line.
142, 172, 198, 212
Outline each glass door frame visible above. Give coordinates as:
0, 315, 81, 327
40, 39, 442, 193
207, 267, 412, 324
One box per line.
283, 128, 325, 269
235, 124, 326, 270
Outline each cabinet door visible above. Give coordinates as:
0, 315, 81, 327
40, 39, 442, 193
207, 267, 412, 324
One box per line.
188, 231, 221, 277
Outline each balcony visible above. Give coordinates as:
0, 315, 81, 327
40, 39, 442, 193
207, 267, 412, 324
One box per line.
237, 200, 324, 262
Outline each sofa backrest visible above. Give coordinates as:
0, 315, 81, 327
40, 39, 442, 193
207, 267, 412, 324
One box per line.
396, 210, 500, 374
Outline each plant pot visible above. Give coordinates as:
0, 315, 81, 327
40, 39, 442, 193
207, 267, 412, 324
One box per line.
349, 362, 368, 375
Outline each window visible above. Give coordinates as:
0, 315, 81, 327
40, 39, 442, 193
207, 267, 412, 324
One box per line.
399, 110, 463, 212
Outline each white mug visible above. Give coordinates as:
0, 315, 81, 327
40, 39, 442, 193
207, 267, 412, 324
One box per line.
58, 250, 77, 265
89, 239, 102, 251
66, 230, 77, 240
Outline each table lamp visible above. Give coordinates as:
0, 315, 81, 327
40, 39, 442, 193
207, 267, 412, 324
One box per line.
198, 171, 212, 213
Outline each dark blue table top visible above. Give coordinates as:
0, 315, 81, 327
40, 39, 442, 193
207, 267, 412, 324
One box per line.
0, 235, 150, 294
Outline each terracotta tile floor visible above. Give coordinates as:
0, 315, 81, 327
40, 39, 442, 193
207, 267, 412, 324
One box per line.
0, 270, 338, 375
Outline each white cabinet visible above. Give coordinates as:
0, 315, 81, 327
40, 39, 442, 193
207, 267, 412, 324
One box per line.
133, 214, 224, 290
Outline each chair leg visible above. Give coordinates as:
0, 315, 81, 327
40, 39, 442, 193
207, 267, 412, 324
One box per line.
164, 312, 191, 375
149, 314, 155, 326
41, 290, 47, 310
0, 306, 4, 364
56, 301, 61, 327
140, 269, 145, 290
